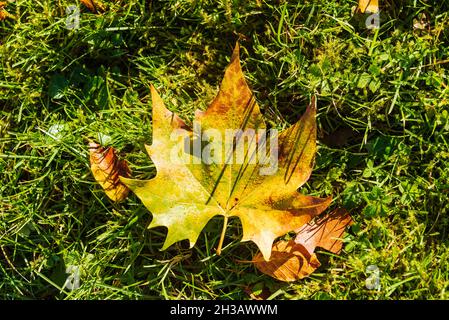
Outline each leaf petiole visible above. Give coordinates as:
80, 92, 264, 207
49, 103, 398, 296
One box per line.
216, 216, 228, 255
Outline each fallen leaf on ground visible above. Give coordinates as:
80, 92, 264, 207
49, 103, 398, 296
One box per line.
253, 240, 321, 282
357, 0, 379, 13
253, 208, 353, 282
80, 0, 106, 13
295, 208, 353, 255
89, 142, 131, 202
251, 208, 352, 282
120, 43, 331, 261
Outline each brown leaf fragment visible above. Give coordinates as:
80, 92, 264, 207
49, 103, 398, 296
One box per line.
294, 208, 353, 255
253, 240, 321, 282
80, 0, 106, 14
89, 142, 131, 202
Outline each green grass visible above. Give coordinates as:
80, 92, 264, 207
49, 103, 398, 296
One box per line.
1, 0, 449, 300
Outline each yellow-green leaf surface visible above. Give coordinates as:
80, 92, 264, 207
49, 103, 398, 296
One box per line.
121, 43, 331, 260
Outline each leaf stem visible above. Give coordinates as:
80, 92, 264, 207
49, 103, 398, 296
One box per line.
216, 216, 228, 256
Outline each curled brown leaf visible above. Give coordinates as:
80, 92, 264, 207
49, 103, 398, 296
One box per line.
80, 0, 106, 14
89, 142, 131, 202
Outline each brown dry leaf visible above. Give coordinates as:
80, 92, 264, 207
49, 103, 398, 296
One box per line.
89, 142, 131, 202
294, 208, 353, 255
253, 208, 352, 282
80, 0, 106, 13
253, 240, 321, 282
